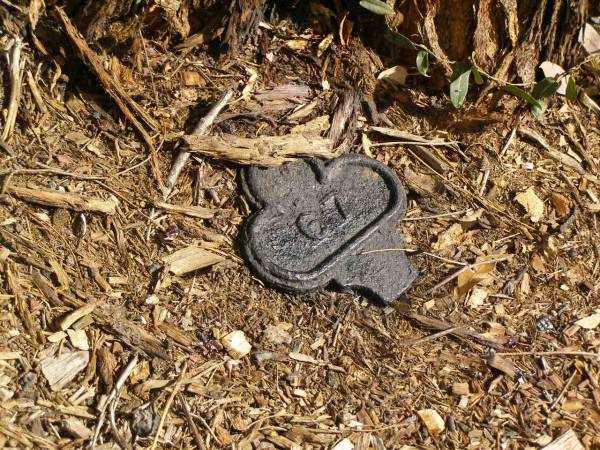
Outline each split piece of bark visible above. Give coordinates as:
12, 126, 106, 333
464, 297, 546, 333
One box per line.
53, 7, 163, 188
184, 133, 336, 166
518, 127, 585, 174
162, 245, 224, 276
9, 185, 118, 214
154, 201, 215, 219
541, 429, 584, 450
40, 351, 89, 391
417, 409, 445, 435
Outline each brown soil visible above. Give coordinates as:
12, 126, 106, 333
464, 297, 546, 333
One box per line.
0, 1, 599, 449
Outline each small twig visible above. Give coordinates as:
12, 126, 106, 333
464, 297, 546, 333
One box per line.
163, 90, 233, 199
403, 210, 468, 221
2, 37, 24, 141
499, 127, 517, 158
427, 256, 512, 294
91, 354, 139, 449
404, 326, 465, 346
150, 361, 188, 450
497, 351, 599, 359
550, 369, 577, 410
194, 411, 221, 446
370, 140, 459, 147
178, 393, 206, 450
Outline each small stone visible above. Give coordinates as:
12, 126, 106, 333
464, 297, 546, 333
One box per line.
221, 330, 252, 359
131, 408, 158, 437
537, 315, 555, 332
417, 409, 445, 435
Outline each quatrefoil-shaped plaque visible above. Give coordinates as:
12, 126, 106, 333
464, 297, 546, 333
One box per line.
239, 155, 417, 304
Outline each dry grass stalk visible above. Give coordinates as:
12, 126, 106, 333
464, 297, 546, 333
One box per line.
1, 37, 24, 141
8, 185, 119, 214
150, 362, 188, 450
184, 132, 336, 166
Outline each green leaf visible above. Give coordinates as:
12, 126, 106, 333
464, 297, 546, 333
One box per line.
531, 77, 560, 100
449, 64, 471, 108
471, 65, 484, 85
359, 0, 395, 16
384, 30, 417, 50
531, 102, 544, 117
503, 84, 543, 108
566, 76, 577, 102
416, 51, 429, 76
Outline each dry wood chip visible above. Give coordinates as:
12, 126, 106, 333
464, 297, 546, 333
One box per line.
40, 351, 89, 391
378, 65, 408, 85
267, 435, 301, 450
67, 329, 89, 351
221, 330, 251, 359
575, 312, 600, 329
162, 245, 224, 276
417, 409, 445, 434
487, 353, 517, 378
48, 331, 67, 343
515, 187, 545, 222
289, 352, 321, 365
452, 383, 470, 396
0, 352, 21, 360
64, 418, 93, 439
184, 133, 336, 166
154, 201, 215, 219
541, 429, 584, 450
60, 303, 96, 331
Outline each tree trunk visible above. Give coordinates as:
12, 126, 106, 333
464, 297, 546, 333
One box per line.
399, 0, 589, 82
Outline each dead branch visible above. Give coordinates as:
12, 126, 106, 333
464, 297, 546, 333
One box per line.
8, 185, 119, 214
183, 133, 336, 166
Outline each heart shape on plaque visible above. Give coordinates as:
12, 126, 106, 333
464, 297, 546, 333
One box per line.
239, 154, 416, 303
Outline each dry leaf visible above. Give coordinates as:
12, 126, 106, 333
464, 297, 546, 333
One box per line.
578, 23, 600, 54
377, 66, 408, 86
455, 255, 503, 297
515, 187, 544, 222
551, 192, 570, 216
